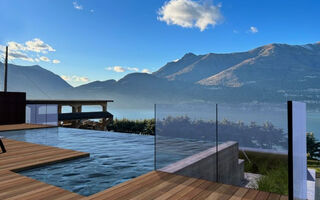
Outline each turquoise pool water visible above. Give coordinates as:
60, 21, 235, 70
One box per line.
0, 128, 154, 196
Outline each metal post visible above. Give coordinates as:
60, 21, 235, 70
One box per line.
287, 101, 293, 200
216, 104, 219, 182
154, 104, 156, 171
4, 46, 8, 92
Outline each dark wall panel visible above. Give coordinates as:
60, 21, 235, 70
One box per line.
0, 92, 26, 125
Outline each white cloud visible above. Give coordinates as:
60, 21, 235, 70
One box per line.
127, 67, 139, 72
113, 66, 126, 72
142, 69, 151, 74
39, 56, 50, 62
9, 51, 34, 62
25, 38, 55, 53
90, 9, 94, 13
61, 75, 89, 83
73, 1, 83, 10
0, 47, 34, 62
7, 38, 55, 53
52, 59, 60, 64
249, 26, 258, 34
105, 66, 141, 73
158, 0, 223, 31
0, 39, 58, 63
8, 41, 26, 51
5, 39, 55, 54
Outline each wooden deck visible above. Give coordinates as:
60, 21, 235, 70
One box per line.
0, 123, 55, 132
0, 137, 89, 199
0, 138, 89, 172
85, 171, 288, 200
0, 170, 83, 200
0, 125, 288, 200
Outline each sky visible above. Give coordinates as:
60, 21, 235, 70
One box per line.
0, 0, 319, 86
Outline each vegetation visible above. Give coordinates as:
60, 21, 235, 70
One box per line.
239, 151, 287, 175
257, 166, 288, 195
306, 132, 320, 177
107, 118, 155, 135
239, 151, 288, 195
307, 132, 320, 160
307, 159, 320, 176
157, 116, 288, 149
106, 116, 288, 152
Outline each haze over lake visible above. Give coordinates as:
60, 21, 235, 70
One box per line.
63, 105, 320, 141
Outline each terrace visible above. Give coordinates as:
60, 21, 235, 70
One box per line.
0, 131, 287, 200
0, 92, 311, 199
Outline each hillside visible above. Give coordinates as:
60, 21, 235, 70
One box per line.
2, 42, 320, 109
0, 62, 72, 99
154, 43, 320, 91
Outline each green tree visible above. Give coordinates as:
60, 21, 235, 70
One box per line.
307, 132, 320, 160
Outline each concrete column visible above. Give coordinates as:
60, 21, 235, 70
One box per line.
101, 103, 107, 131
77, 106, 82, 112
58, 105, 62, 114
58, 105, 62, 126
71, 105, 80, 128
72, 106, 77, 113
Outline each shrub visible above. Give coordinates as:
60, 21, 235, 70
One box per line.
257, 166, 288, 195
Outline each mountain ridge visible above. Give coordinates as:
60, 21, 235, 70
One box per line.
1, 42, 320, 109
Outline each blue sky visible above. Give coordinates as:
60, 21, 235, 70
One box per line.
0, 0, 319, 86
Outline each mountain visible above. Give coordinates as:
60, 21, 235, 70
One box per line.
1, 42, 320, 109
0, 62, 72, 99
197, 43, 320, 90
73, 73, 211, 108
152, 42, 320, 107
154, 51, 256, 83
154, 43, 320, 90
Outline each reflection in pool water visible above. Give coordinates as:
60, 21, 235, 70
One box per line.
1, 128, 154, 196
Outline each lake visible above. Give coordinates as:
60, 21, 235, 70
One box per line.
62, 105, 320, 141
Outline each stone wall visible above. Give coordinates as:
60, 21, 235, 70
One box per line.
159, 141, 244, 186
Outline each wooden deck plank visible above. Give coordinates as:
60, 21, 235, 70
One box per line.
0, 171, 82, 200
267, 193, 281, 200
279, 196, 289, 200
172, 179, 214, 200
228, 187, 249, 200
0, 124, 55, 132
111, 174, 175, 199
242, 189, 259, 200
0, 139, 89, 172
122, 172, 189, 200
204, 184, 239, 200
153, 177, 199, 200
254, 191, 270, 200
0, 181, 47, 199
192, 183, 223, 200
88, 171, 171, 200
166, 178, 207, 200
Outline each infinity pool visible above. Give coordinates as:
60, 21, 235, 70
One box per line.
1, 128, 154, 196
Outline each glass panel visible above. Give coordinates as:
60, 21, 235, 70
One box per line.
26, 104, 58, 125
36, 104, 47, 124
155, 103, 217, 182
46, 105, 58, 125
292, 101, 307, 200
26, 104, 36, 124
217, 103, 288, 195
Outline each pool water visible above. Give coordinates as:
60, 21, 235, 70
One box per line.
1, 128, 154, 196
